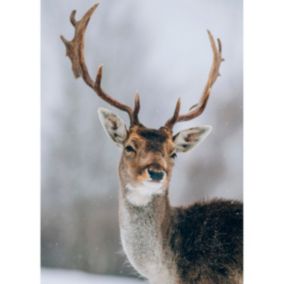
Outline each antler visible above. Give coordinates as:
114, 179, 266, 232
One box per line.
165, 30, 224, 129
60, 3, 140, 126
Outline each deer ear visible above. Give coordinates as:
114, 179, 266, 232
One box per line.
98, 108, 128, 145
173, 126, 212, 153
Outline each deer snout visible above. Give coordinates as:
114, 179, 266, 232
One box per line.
147, 169, 164, 181
146, 164, 166, 182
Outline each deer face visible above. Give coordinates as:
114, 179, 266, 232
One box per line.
98, 108, 211, 206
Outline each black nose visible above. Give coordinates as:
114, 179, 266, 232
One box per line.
147, 169, 164, 181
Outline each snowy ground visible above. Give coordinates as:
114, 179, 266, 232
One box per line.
41, 268, 147, 284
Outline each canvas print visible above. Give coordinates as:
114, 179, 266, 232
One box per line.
42, 1, 243, 283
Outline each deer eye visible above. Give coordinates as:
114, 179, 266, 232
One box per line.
170, 152, 177, 159
125, 145, 136, 153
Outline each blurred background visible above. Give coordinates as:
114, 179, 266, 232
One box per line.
41, 0, 242, 282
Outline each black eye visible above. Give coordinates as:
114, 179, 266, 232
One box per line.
170, 152, 177, 159
125, 145, 136, 153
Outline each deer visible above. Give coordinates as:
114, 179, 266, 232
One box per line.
61, 3, 243, 284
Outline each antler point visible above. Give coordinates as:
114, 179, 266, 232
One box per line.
90, 3, 100, 12
207, 30, 213, 37
60, 35, 67, 42
99, 65, 103, 75
70, 10, 77, 26
60, 35, 71, 50
135, 93, 140, 104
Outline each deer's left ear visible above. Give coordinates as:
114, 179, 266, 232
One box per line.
98, 108, 128, 146
173, 126, 212, 153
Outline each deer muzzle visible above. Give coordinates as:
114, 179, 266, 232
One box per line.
147, 169, 164, 181
146, 164, 166, 182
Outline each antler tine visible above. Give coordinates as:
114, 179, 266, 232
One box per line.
132, 93, 141, 125
165, 98, 181, 129
70, 10, 78, 27
165, 30, 224, 129
60, 3, 140, 126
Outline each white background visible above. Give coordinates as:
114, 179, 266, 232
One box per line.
0, 0, 283, 283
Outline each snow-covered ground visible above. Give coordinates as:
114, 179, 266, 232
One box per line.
41, 268, 147, 284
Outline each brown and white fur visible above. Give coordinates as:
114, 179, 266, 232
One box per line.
98, 109, 243, 284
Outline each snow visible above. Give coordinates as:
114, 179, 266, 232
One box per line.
41, 268, 147, 284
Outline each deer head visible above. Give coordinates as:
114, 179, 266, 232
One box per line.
61, 4, 223, 205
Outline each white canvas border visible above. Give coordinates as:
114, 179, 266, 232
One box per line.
1, 0, 284, 283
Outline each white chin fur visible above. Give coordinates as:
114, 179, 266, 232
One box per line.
126, 181, 165, 206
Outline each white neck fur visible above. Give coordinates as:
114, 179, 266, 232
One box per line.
125, 181, 165, 206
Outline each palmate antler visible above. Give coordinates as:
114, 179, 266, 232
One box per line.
60, 4, 141, 126
164, 31, 224, 129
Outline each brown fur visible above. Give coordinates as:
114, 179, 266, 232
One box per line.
119, 126, 175, 189
117, 125, 243, 284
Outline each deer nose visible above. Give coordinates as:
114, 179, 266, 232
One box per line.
147, 169, 165, 181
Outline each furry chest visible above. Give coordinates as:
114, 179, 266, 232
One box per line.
120, 218, 164, 275
119, 204, 173, 281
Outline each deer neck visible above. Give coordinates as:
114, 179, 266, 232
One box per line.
118, 182, 174, 280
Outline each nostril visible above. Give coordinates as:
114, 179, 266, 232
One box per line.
147, 169, 164, 181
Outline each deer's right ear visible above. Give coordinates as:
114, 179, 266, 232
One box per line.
98, 108, 128, 146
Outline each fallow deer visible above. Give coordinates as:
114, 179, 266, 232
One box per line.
61, 4, 243, 284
